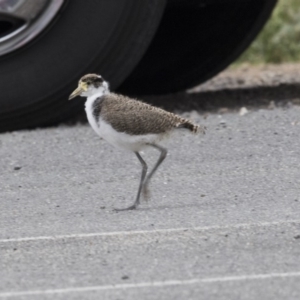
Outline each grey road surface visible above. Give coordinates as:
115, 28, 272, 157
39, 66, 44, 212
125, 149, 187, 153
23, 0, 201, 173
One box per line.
1, 103, 300, 299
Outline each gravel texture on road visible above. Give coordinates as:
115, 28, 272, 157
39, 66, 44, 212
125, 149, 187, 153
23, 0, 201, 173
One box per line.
1, 64, 300, 299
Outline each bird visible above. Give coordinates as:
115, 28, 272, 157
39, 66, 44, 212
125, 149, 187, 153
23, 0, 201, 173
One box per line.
69, 74, 205, 211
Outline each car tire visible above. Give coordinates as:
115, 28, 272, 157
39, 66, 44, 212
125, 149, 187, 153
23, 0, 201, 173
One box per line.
119, 0, 277, 95
0, 0, 167, 132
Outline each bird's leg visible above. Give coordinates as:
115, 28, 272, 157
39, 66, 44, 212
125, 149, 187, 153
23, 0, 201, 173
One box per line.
114, 152, 148, 211
142, 144, 167, 201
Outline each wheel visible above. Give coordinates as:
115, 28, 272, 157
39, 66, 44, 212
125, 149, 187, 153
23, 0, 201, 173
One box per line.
118, 0, 277, 95
0, 0, 167, 132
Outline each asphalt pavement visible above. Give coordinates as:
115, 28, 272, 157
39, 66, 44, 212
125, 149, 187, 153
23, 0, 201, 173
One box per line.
1, 88, 300, 299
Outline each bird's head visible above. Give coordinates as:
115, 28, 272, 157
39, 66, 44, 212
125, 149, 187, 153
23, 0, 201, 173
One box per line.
69, 74, 109, 100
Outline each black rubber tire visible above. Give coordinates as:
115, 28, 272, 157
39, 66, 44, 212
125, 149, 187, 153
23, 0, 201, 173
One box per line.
0, 0, 167, 132
119, 0, 277, 95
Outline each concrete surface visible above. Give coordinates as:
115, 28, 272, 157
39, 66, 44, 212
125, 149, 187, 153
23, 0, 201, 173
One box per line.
1, 104, 300, 299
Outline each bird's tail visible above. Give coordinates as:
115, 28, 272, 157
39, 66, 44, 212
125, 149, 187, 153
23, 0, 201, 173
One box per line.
177, 119, 206, 134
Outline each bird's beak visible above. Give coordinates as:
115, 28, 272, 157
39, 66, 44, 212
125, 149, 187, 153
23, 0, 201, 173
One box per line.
69, 86, 83, 100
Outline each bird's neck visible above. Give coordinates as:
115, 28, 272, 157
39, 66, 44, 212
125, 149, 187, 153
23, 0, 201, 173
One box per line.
85, 82, 110, 104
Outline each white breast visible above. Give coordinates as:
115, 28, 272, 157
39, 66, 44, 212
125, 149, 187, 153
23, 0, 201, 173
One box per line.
98, 118, 163, 152
85, 95, 101, 135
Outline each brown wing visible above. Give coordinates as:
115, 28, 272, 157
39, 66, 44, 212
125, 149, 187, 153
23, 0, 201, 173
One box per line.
100, 94, 183, 135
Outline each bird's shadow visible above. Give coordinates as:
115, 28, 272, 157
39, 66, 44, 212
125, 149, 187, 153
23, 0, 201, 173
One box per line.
112, 200, 205, 213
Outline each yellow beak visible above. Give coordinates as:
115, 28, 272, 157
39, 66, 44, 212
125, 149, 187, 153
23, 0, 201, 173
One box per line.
68, 86, 83, 100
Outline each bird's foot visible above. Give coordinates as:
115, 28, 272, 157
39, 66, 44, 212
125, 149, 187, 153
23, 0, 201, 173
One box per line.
114, 204, 137, 212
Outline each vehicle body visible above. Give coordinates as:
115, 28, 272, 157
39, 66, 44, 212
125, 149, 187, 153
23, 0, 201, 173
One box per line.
0, 0, 277, 132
